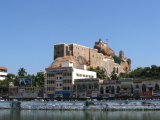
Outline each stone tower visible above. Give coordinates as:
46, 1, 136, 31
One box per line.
119, 50, 124, 59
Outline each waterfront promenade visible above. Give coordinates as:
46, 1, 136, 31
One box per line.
1, 100, 160, 110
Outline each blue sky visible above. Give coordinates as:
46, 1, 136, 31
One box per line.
1, 0, 160, 75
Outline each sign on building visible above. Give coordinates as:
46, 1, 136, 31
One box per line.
19, 78, 32, 86
91, 93, 98, 97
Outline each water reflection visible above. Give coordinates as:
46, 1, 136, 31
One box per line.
0, 109, 160, 120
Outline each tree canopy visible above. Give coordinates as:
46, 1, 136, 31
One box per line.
113, 56, 121, 64
88, 66, 108, 79
120, 65, 160, 78
0, 68, 44, 87
18, 67, 27, 77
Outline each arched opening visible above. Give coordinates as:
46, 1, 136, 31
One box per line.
155, 84, 159, 90
111, 86, 115, 94
130, 85, 133, 94
100, 87, 104, 94
136, 84, 139, 88
117, 86, 120, 93
142, 84, 146, 92
106, 86, 109, 93
113, 67, 116, 72
148, 84, 153, 92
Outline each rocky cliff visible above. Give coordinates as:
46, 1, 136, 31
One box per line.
94, 40, 115, 58
48, 56, 79, 68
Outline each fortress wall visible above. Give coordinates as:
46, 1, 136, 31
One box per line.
89, 48, 103, 66
53, 42, 130, 76
72, 44, 90, 62
95, 53, 104, 66
101, 59, 115, 76
54, 44, 68, 60
66, 44, 73, 56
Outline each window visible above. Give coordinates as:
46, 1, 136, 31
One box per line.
77, 84, 81, 90
155, 84, 159, 90
94, 84, 98, 89
47, 80, 55, 85
82, 85, 86, 90
88, 84, 92, 89
47, 87, 54, 92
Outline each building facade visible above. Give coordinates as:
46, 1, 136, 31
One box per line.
8, 86, 43, 99
44, 62, 97, 99
73, 78, 103, 98
0, 67, 7, 81
99, 78, 160, 99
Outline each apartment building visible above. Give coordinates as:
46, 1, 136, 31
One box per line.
44, 62, 97, 99
0, 67, 7, 80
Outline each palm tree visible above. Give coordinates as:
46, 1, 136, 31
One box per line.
88, 66, 107, 79
18, 67, 27, 77
110, 71, 119, 80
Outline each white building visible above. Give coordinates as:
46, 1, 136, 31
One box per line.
0, 67, 7, 80
44, 62, 97, 98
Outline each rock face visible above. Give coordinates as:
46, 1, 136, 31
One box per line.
120, 59, 131, 73
48, 55, 89, 69
94, 39, 115, 58
48, 56, 79, 68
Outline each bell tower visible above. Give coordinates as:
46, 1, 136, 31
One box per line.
119, 50, 124, 59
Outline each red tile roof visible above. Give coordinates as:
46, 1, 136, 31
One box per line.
0, 67, 7, 70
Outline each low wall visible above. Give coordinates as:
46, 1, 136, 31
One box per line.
0, 100, 160, 110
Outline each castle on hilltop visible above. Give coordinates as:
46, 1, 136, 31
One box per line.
49, 38, 131, 77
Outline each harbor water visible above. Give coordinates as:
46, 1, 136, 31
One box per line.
0, 109, 160, 120
1, 100, 160, 110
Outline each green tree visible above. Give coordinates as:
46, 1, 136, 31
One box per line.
13, 76, 19, 86
110, 71, 119, 80
113, 56, 122, 64
18, 67, 27, 77
5, 73, 16, 80
127, 59, 131, 65
88, 66, 107, 79
150, 65, 159, 76
34, 73, 44, 87
122, 65, 160, 78
0, 73, 17, 86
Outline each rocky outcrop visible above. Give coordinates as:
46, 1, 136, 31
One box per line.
120, 59, 131, 73
48, 38, 131, 75
48, 56, 78, 68
94, 40, 115, 58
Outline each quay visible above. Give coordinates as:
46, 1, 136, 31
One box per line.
1, 100, 160, 110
